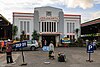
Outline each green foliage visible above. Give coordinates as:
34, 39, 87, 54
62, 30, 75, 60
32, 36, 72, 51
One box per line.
31, 30, 39, 40
75, 28, 79, 34
12, 25, 18, 38
75, 28, 80, 40
75, 37, 84, 47
20, 30, 26, 41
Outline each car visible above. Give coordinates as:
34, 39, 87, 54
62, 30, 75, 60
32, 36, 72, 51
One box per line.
25, 40, 39, 50
13, 40, 39, 51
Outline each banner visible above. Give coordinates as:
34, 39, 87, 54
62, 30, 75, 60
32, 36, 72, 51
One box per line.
62, 37, 70, 43
13, 41, 27, 48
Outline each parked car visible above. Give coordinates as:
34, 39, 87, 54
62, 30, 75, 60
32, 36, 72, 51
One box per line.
13, 40, 39, 51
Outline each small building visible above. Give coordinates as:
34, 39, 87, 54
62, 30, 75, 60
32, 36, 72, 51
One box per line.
0, 14, 12, 40
81, 18, 100, 41
13, 6, 81, 47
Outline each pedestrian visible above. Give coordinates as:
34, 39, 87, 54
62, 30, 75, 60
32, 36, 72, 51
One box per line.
1, 40, 4, 51
93, 40, 97, 50
57, 52, 66, 62
6, 39, 13, 64
50, 51, 55, 59
42, 39, 48, 51
49, 41, 54, 59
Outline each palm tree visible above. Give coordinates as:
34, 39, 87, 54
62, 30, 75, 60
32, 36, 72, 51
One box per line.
12, 25, 18, 39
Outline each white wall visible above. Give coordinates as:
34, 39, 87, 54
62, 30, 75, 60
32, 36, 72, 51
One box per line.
13, 13, 34, 40
64, 15, 81, 39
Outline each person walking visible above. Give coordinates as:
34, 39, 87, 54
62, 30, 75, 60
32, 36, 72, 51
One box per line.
49, 41, 54, 51
93, 40, 97, 50
6, 39, 13, 64
49, 41, 54, 59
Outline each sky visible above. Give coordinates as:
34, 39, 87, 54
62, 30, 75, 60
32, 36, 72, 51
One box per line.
0, 0, 100, 24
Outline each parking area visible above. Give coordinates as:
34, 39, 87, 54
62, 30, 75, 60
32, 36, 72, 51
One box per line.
1, 47, 100, 67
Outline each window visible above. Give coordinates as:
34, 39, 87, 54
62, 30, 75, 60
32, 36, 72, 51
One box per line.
50, 22, 51, 32
42, 22, 43, 32
20, 21, 23, 32
24, 21, 26, 32
45, 22, 46, 32
27, 21, 29, 33
54, 22, 56, 32
73, 23, 75, 33
42, 22, 45, 32
46, 11, 52, 16
67, 23, 69, 33
67, 35, 69, 38
70, 23, 71, 33
20, 21, 30, 33
42, 22, 57, 32
51, 22, 54, 32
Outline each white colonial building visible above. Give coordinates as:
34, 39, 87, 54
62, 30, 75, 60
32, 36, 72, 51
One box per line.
13, 6, 81, 47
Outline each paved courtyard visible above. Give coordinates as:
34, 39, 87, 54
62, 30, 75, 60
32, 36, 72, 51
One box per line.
1, 47, 100, 67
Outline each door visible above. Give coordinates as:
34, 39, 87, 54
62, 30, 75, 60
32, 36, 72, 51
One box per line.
42, 36, 56, 47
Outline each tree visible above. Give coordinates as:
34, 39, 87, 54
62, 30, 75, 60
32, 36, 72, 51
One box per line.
20, 31, 26, 41
12, 25, 18, 39
75, 28, 79, 40
32, 30, 39, 40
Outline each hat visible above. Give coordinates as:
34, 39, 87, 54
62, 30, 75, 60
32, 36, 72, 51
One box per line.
50, 41, 53, 43
8, 39, 10, 42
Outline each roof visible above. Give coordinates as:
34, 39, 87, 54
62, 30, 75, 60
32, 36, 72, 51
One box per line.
13, 12, 33, 14
34, 6, 62, 11
0, 14, 11, 25
64, 14, 81, 16
81, 18, 100, 27
13, 12, 34, 18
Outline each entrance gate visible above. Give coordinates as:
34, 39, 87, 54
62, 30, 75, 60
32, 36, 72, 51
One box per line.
42, 36, 56, 47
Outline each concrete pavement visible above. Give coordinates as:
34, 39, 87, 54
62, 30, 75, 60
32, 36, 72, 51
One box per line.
1, 47, 100, 67
0, 52, 20, 67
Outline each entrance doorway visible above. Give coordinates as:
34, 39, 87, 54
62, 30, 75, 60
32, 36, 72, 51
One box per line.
42, 36, 56, 47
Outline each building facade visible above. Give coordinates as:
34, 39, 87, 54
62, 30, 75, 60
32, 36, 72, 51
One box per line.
13, 6, 81, 47
81, 18, 100, 41
0, 14, 12, 40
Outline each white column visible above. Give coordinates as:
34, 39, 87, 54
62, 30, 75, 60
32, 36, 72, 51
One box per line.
69, 22, 70, 33
22, 22, 23, 31
69, 35, 70, 40
40, 22, 42, 32
26, 21, 27, 33
56, 22, 57, 32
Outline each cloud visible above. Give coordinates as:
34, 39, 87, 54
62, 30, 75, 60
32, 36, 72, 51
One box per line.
66, 0, 94, 9
91, 11, 100, 19
49, 0, 97, 9
0, 0, 99, 24
94, 0, 100, 4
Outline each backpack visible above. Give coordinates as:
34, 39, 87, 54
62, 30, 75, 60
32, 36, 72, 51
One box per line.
58, 54, 66, 62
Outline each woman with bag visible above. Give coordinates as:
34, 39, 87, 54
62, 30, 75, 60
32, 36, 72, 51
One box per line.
6, 39, 13, 64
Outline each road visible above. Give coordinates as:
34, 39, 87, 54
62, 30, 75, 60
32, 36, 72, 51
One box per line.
1, 47, 100, 67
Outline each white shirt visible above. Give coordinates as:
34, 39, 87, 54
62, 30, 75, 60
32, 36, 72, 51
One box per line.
49, 43, 54, 51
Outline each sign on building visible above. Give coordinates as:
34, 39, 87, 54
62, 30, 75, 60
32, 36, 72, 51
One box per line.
62, 37, 70, 43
